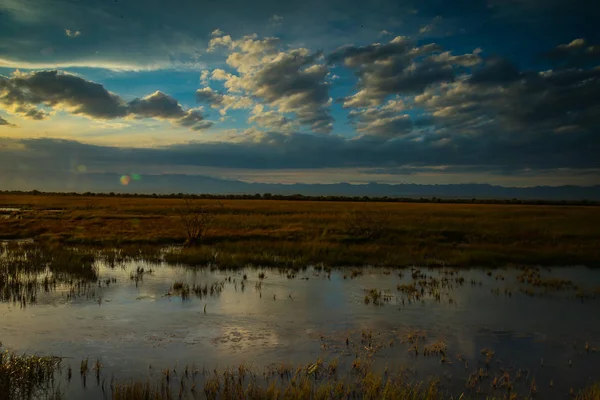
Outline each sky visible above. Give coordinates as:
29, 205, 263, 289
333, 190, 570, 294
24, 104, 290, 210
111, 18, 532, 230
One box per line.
0, 0, 599, 189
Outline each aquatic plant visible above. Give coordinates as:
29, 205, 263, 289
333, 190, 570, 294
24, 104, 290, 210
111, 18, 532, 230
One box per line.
577, 383, 600, 400
423, 340, 447, 357
0, 348, 62, 400
0, 242, 98, 305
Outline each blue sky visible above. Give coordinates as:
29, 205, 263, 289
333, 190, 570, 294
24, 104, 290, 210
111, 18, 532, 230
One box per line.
0, 0, 599, 188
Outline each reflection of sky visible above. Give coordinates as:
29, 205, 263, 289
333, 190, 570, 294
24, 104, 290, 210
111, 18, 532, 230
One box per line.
1, 262, 599, 398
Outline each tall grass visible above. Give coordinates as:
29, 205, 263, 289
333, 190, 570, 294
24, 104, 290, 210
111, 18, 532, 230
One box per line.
0, 242, 97, 304
578, 384, 600, 400
0, 349, 62, 399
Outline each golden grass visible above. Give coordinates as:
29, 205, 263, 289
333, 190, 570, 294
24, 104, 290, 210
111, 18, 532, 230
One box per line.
0, 348, 62, 399
578, 383, 600, 400
2, 194, 600, 268
111, 360, 441, 400
2, 345, 599, 400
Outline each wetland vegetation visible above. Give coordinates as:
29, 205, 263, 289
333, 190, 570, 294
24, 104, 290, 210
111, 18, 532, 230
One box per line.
1, 193, 600, 399
1, 193, 600, 268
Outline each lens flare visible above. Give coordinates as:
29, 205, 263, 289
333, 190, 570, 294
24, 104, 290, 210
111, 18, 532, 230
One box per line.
120, 175, 131, 185
77, 165, 87, 173
131, 173, 141, 181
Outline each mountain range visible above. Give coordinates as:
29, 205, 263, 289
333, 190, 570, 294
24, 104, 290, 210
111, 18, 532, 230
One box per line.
2, 171, 600, 200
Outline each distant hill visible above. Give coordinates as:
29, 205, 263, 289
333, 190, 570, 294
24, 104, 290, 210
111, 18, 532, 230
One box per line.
1, 171, 600, 200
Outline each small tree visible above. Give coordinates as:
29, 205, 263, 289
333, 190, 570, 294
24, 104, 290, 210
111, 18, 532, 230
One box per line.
177, 199, 222, 247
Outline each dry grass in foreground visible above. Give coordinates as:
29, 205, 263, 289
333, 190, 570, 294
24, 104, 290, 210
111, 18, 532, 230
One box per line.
0, 348, 62, 399
1, 194, 600, 268
2, 347, 599, 400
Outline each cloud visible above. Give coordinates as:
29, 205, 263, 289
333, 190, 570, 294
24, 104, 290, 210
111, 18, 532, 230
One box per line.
0, 70, 211, 130
1, 0, 596, 77
419, 16, 442, 34
176, 110, 213, 131
468, 57, 522, 85
204, 33, 333, 133
64, 29, 81, 38
200, 70, 210, 85
211, 29, 225, 37
542, 38, 600, 67
1, 123, 598, 176
195, 87, 224, 106
348, 99, 412, 140
0, 58, 205, 72
195, 87, 253, 116
329, 36, 481, 107
269, 14, 284, 25
1, 0, 214, 72
207, 35, 235, 52
127, 91, 211, 131
248, 104, 298, 131
0, 70, 127, 119
413, 58, 600, 145
0, 115, 16, 127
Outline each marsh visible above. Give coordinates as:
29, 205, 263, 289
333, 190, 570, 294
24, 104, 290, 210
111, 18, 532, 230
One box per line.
1, 243, 599, 398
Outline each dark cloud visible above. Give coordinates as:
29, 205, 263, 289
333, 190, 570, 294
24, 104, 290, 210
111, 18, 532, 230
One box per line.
347, 99, 412, 140
0, 70, 210, 130
1, 0, 598, 74
413, 56, 600, 151
128, 91, 186, 119
329, 37, 480, 107
2, 121, 598, 175
0, 70, 127, 119
177, 110, 213, 131
0, 0, 429, 71
468, 57, 522, 85
0, 115, 15, 126
195, 87, 225, 106
541, 38, 600, 68
127, 91, 211, 130
328, 37, 416, 68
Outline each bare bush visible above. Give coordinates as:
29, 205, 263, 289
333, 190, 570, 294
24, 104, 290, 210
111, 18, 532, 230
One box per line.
177, 200, 222, 247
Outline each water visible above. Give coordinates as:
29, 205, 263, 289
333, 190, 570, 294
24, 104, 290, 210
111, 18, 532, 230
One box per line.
1, 260, 599, 398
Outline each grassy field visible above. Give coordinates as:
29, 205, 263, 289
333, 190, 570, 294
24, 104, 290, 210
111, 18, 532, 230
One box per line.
1, 194, 599, 268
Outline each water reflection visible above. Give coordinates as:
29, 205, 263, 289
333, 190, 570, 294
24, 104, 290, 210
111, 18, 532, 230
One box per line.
1, 259, 599, 398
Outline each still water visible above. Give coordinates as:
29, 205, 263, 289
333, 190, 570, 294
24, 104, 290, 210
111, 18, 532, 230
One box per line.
1, 260, 599, 398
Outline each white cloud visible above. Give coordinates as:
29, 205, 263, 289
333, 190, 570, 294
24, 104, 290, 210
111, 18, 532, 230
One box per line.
65, 29, 81, 38
0, 57, 206, 72
207, 35, 235, 52
196, 87, 254, 116
248, 104, 298, 131
211, 28, 225, 37
203, 33, 333, 133
200, 70, 210, 85
269, 14, 284, 25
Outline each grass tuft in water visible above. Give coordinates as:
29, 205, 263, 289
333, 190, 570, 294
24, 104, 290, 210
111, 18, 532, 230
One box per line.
577, 383, 600, 400
0, 348, 62, 400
